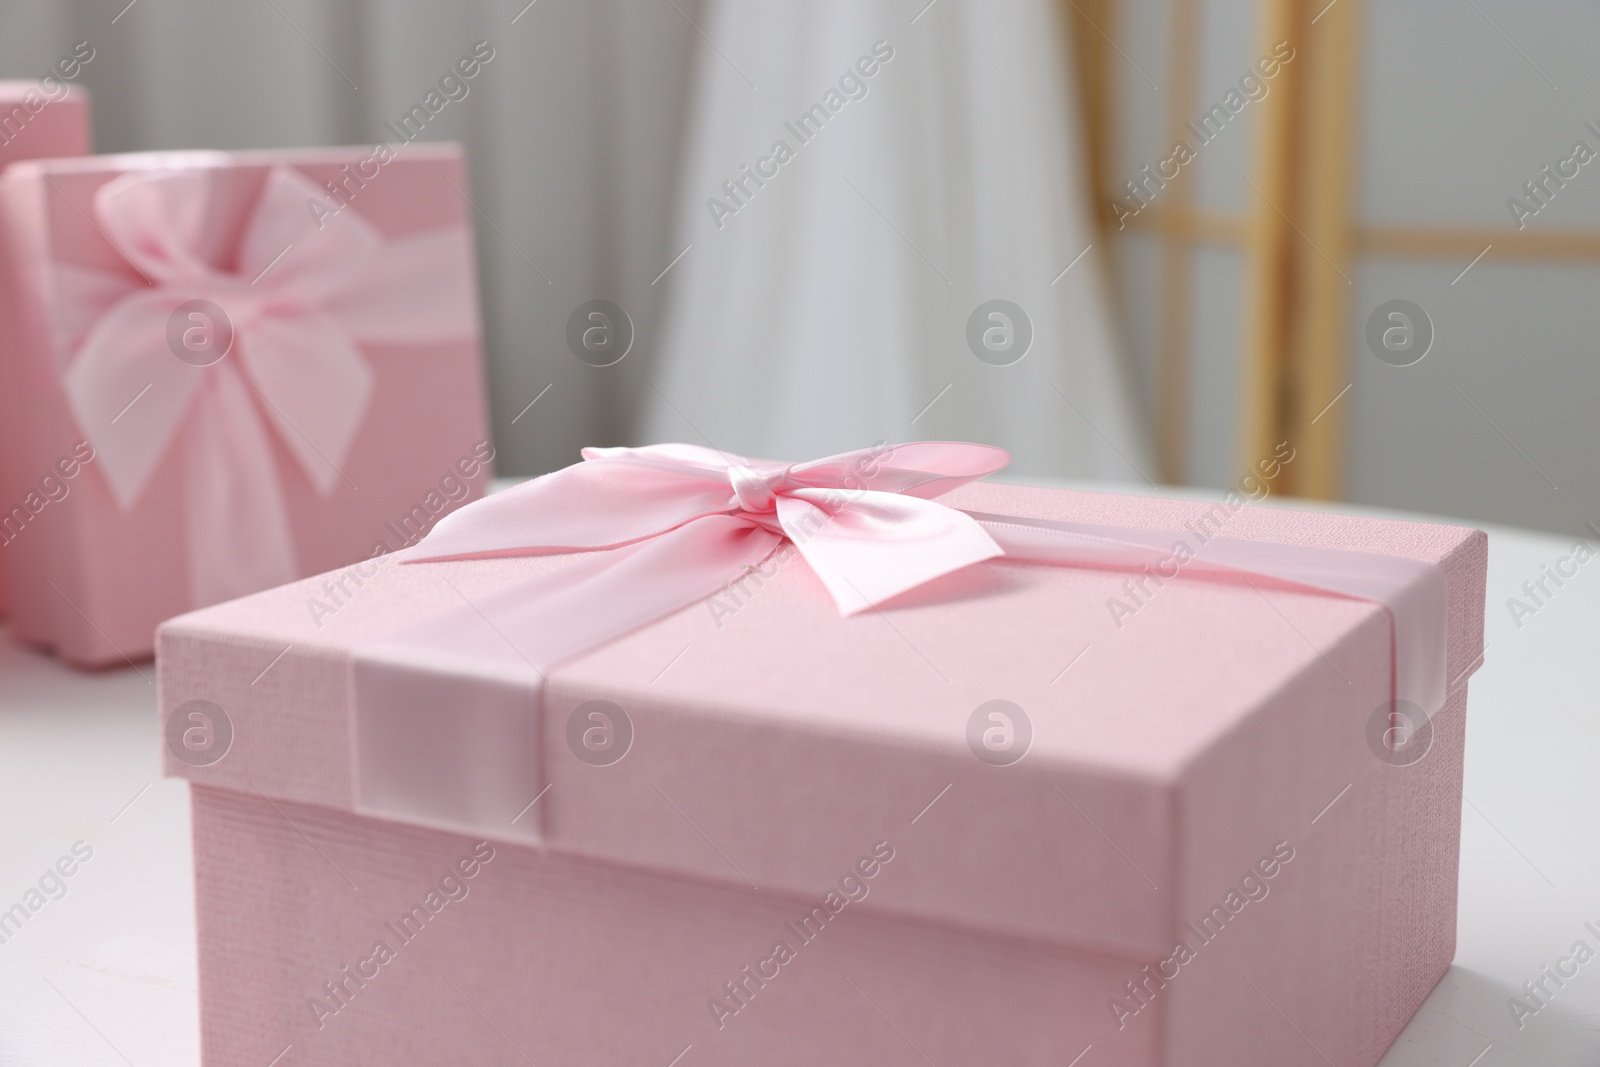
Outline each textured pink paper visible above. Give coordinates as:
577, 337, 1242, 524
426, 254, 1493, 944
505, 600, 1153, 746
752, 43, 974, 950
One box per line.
0, 82, 91, 617
0, 145, 492, 665
190, 783, 1158, 1066
188, 693, 1467, 1066
160, 483, 1486, 1064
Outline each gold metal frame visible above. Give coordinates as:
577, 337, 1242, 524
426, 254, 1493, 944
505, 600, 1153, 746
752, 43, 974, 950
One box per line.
1078, 0, 1600, 497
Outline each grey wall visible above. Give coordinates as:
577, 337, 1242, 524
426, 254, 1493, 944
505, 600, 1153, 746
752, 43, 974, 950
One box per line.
1108, 0, 1600, 537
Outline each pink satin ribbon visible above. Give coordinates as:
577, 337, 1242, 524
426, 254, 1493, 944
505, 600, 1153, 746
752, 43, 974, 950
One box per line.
349, 442, 1446, 839
57, 161, 480, 606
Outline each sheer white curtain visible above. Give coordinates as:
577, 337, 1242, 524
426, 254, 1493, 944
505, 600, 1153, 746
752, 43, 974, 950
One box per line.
0, 0, 1147, 480
646, 0, 1149, 479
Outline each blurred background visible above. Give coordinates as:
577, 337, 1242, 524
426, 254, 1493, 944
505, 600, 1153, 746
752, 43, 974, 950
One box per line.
1, 0, 1593, 537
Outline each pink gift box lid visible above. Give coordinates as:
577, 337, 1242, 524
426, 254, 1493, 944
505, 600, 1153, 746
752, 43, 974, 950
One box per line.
0, 81, 91, 166
157, 481, 1486, 959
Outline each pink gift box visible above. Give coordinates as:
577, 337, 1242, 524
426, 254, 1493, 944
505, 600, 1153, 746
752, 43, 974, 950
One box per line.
158, 476, 1486, 1066
0, 144, 491, 666
0, 80, 92, 616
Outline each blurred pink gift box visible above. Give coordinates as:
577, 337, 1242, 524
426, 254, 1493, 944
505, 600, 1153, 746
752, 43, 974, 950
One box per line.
0, 143, 492, 666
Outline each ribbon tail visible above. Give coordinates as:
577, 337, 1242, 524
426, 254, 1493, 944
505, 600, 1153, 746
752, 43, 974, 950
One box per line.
352, 515, 784, 837
237, 314, 372, 496
61, 290, 204, 509
183, 363, 299, 606
386, 514, 786, 672
1181, 534, 1447, 719
970, 511, 1447, 715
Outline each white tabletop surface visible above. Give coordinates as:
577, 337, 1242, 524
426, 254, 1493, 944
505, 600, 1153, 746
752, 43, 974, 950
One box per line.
1, 483, 1597, 1066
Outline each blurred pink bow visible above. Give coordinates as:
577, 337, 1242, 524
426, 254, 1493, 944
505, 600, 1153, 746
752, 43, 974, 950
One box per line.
58, 164, 478, 605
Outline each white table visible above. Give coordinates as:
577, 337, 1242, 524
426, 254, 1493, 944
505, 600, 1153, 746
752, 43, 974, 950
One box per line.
1, 486, 1597, 1066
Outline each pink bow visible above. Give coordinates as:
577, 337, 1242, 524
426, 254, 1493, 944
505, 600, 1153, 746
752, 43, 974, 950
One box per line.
408, 442, 1010, 613
57, 163, 479, 606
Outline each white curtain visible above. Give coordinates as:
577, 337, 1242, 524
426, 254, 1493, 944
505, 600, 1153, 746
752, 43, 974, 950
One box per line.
0, 0, 1148, 481
646, 0, 1148, 479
